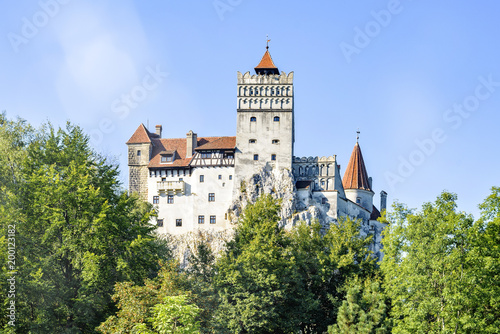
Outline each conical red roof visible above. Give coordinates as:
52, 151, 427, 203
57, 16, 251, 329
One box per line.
342, 142, 372, 191
255, 49, 278, 69
254, 48, 279, 75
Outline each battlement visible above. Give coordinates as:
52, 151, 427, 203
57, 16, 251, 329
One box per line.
293, 156, 337, 163
237, 71, 294, 85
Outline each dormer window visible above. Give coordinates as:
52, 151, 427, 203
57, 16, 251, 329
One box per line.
161, 155, 173, 163
250, 117, 256, 122
159, 150, 176, 164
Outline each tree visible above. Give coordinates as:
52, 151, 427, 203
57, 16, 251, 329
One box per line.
0, 119, 169, 333
98, 261, 197, 334
465, 187, 500, 333
381, 192, 475, 333
214, 195, 311, 333
328, 276, 390, 334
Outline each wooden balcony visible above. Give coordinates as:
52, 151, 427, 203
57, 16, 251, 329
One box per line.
157, 181, 185, 195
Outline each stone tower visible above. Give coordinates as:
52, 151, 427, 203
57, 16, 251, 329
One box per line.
126, 123, 155, 200
234, 46, 295, 184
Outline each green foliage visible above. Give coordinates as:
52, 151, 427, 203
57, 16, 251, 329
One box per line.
98, 260, 191, 333
214, 195, 376, 334
466, 187, 500, 332
0, 116, 169, 333
381, 192, 476, 333
328, 276, 390, 334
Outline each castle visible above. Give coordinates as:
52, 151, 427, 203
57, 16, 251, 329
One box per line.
126, 46, 387, 255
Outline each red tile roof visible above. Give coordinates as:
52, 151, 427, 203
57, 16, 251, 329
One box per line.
342, 143, 372, 191
148, 136, 236, 168
255, 49, 278, 69
126, 124, 152, 144
195, 137, 236, 151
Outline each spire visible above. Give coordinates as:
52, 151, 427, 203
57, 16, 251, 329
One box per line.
255, 40, 279, 75
342, 140, 372, 191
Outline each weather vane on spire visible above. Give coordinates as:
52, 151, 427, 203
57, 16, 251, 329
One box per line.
356, 129, 360, 143
266, 35, 271, 49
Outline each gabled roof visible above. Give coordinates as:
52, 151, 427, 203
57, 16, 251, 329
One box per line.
195, 137, 236, 151
148, 136, 236, 168
126, 124, 152, 144
342, 142, 372, 191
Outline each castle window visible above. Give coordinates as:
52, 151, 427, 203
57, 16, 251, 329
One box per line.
225, 213, 228, 220
137, 150, 141, 156
198, 216, 205, 224
210, 215, 216, 224
250, 117, 256, 122
200, 175, 204, 182
321, 180, 325, 186
176, 219, 182, 227
201, 152, 212, 159
161, 154, 173, 163
167, 195, 174, 204
254, 154, 259, 161
274, 116, 280, 122
153, 196, 159, 204
229, 175, 232, 180
218, 175, 222, 180
272, 139, 280, 144
249, 139, 256, 144
208, 193, 215, 202
162, 177, 166, 182
322, 198, 327, 205
157, 219, 163, 227
179, 178, 183, 181
271, 154, 276, 161
356, 197, 361, 204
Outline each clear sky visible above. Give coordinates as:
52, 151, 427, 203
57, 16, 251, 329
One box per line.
1, 0, 499, 218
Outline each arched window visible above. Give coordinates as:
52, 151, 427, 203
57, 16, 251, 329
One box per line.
274, 116, 280, 122
356, 197, 361, 204
250, 117, 256, 122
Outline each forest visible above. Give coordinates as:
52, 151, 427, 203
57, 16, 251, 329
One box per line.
1, 114, 499, 333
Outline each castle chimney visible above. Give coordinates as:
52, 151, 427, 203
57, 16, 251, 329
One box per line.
368, 177, 373, 190
380, 191, 387, 211
186, 130, 197, 158
155, 125, 162, 137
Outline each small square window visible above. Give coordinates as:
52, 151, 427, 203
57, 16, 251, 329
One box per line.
179, 178, 183, 181
200, 175, 204, 182
218, 175, 222, 180
157, 219, 163, 227
274, 116, 280, 122
210, 215, 216, 224
167, 195, 174, 204
250, 117, 256, 122
198, 215, 205, 224
272, 139, 279, 144
137, 150, 141, 156
162, 177, 166, 182
229, 175, 232, 180
153, 196, 159, 204
249, 139, 256, 144
176, 219, 182, 227
208, 193, 215, 202
254, 154, 259, 161
271, 154, 276, 161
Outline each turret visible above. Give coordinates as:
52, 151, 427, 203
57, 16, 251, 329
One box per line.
126, 124, 153, 200
342, 135, 374, 212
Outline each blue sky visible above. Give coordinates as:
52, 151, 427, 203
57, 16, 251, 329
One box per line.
1, 0, 499, 218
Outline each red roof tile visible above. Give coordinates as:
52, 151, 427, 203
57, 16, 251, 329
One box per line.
148, 136, 236, 168
255, 49, 278, 69
126, 124, 153, 144
342, 143, 372, 191
195, 137, 236, 151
